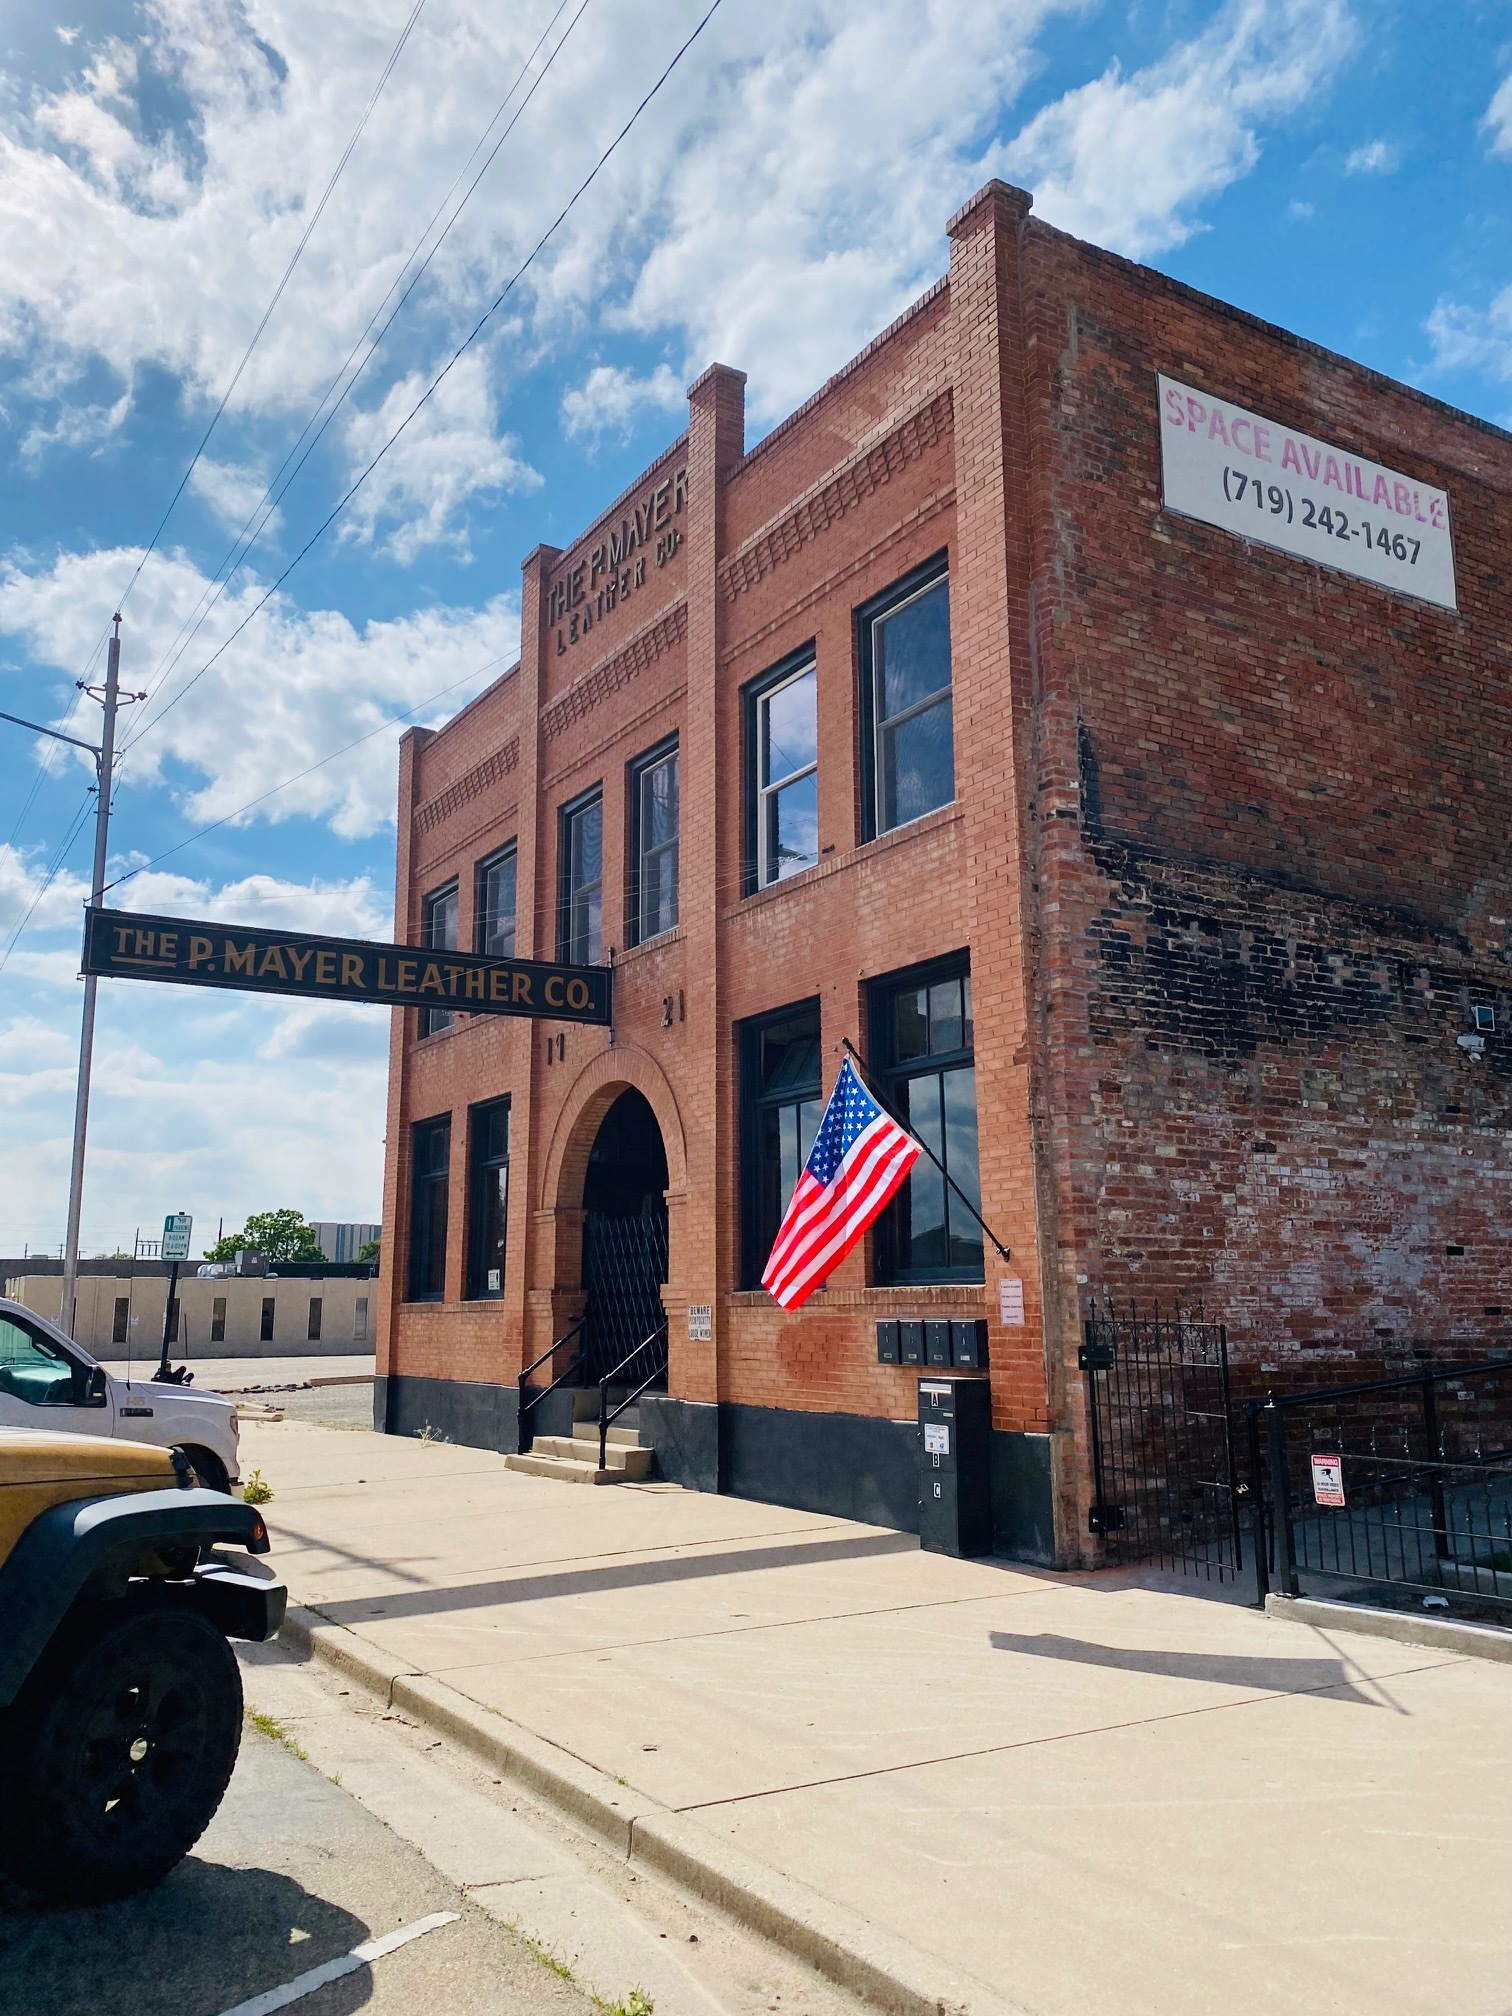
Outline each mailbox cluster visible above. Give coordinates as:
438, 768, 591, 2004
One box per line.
875, 1318, 989, 1370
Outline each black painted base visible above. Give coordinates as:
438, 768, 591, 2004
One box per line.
375, 1374, 1059, 1561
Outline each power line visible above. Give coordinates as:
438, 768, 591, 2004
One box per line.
123, 0, 724, 751
0, 787, 96, 976
120, 0, 587, 749
5, 626, 113, 852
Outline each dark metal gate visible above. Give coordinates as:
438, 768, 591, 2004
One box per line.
1081, 1301, 1244, 1583
582, 1206, 669, 1386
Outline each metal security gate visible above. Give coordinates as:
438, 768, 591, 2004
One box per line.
582, 1206, 669, 1386
1081, 1301, 1244, 1583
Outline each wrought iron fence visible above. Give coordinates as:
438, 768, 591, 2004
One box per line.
582, 1206, 669, 1385
1081, 1300, 1244, 1583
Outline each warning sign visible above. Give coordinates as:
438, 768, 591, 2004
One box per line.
1310, 1453, 1345, 1508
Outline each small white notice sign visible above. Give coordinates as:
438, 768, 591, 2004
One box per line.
687, 1304, 712, 1343
924, 1423, 950, 1456
1311, 1453, 1346, 1508
1158, 374, 1456, 611
998, 1278, 1025, 1327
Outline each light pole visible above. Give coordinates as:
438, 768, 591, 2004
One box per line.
1, 615, 144, 1334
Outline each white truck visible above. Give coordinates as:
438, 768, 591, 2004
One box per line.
0, 1297, 241, 1493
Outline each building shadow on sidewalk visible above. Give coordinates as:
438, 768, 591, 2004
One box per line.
987, 1629, 1383, 1704
312, 1530, 919, 1626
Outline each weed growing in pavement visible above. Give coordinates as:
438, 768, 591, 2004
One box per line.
594, 1991, 654, 2016
509, 1926, 576, 1982
242, 1469, 273, 1504
417, 1422, 451, 1446
248, 1711, 307, 1761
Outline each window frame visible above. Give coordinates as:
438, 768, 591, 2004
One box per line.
465, 1096, 511, 1301
112, 1296, 130, 1346
867, 950, 981, 1285
627, 735, 680, 947
407, 1113, 452, 1303
211, 1296, 226, 1344
418, 878, 460, 1038
259, 1297, 275, 1343
474, 843, 519, 960
557, 786, 604, 967
743, 646, 820, 895
857, 552, 952, 843
738, 997, 823, 1289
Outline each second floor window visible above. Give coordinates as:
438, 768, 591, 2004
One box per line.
475, 845, 517, 958
748, 656, 818, 889
630, 740, 679, 944
861, 559, 953, 838
559, 791, 603, 965
420, 881, 458, 1037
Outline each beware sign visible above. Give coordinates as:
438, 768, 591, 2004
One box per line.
1310, 1453, 1346, 1508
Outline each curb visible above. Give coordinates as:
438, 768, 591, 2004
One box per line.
278, 1607, 1023, 2016
1266, 1592, 1512, 1664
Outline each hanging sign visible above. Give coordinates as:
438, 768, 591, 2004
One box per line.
1158, 374, 1456, 612
1310, 1452, 1346, 1508
82, 907, 612, 1025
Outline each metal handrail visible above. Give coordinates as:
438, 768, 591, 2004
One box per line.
1258, 1354, 1512, 1411
598, 1319, 668, 1473
517, 1315, 586, 1455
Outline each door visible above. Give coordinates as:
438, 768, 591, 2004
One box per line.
582, 1206, 669, 1385
0, 1309, 112, 1437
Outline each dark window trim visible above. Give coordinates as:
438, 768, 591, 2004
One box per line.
867, 947, 980, 1285
856, 550, 950, 844
419, 878, 460, 1038
406, 1112, 452, 1303
557, 784, 604, 966
742, 642, 818, 897
738, 995, 822, 1288
473, 841, 518, 957
465, 1095, 511, 1301
627, 734, 679, 947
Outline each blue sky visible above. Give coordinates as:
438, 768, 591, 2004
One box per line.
2, 0, 1510, 1257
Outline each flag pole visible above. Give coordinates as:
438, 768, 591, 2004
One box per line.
838, 1037, 1011, 1263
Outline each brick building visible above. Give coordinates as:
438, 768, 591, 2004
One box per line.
374, 179, 1511, 1564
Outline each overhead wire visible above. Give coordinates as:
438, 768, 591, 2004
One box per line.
123, 0, 726, 753
0, 786, 96, 977
118, 0, 586, 750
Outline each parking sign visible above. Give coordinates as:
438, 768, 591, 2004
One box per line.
161, 1213, 193, 1263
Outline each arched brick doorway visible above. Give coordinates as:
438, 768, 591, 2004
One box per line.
580, 1088, 669, 1385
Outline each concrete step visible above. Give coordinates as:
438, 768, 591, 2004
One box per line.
504, 1452, 637, 1486
513, 1438, 654, 1481
570, 1421, 641, 1448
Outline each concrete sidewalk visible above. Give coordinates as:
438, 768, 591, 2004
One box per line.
241, 1416, 1512, 2016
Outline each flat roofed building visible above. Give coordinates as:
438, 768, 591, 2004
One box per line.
375, 180, 1511, 1563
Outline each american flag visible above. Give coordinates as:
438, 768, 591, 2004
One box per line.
761, 1056, 920, 1310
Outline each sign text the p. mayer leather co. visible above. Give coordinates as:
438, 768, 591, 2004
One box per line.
82, 908, 612, 1023
547, 463, 687, 655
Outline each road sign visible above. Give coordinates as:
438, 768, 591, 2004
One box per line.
162, 1213, 193, 1263
82, 907, 612, 1024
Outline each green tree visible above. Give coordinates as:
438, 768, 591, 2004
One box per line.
357, 1237, 381, 1264
203, 1209, 325, 1266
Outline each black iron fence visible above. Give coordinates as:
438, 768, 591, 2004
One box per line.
1080, 1301, 1244, 1584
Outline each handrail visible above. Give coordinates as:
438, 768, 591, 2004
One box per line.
1253, 1354, 1512, 1412
598, 1319, 668, 1473
517, 1315, 586, 1455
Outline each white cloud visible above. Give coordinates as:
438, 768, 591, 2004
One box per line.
1344, 137, 1398, 175
1425, 285, 1512, 383
561, 363, 683, 445
1289, 198, 1315, 219
1484, 74, 1512, 158
0, 545, 519, 838
0, 845, 90, 937
999, 0, 1357, 260
187, 456, 280, 536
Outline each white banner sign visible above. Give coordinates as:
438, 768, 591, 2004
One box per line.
1158, 375, 1456, 612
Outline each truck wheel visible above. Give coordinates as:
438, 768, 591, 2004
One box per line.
183, 1444, 231, 1494
3, 1603, 243, 1904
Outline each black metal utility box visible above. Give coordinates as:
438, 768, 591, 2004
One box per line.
918, 1376, 993, 1557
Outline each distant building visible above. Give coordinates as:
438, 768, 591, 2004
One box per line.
4, 1259, 376, 1359
310, 1221, 381, 1263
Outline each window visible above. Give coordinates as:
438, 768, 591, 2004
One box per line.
739, 1001, 823, 1286
354, 1295, 369, 1343
559, 790, 603, 965
211, 1296, 227, 1344
466, 1098, 510, 1299
869, 957, 981, 1282
260, 1297, 275, 1343
0, 1313, 75, 1406
408, 1114, 452, 1301
475, 845, 517, 959
629, 740, 679, 944
860, 558, 953, 839
419, 881, 459, 1037
307, 1296, 323, 1342
112, 1296, 130, 1346
746, 655, 818, 890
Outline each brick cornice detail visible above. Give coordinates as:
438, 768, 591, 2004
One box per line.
540, 600, 689, 742
720, 390, 954, 603
414, 738, 520, 835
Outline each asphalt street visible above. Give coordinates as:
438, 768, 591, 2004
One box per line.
0, 1724, 597, 2016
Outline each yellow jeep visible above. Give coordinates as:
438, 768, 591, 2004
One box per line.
0, 1426, 285, 1904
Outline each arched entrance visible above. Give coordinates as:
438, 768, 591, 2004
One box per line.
581, 1088, 669, 1386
